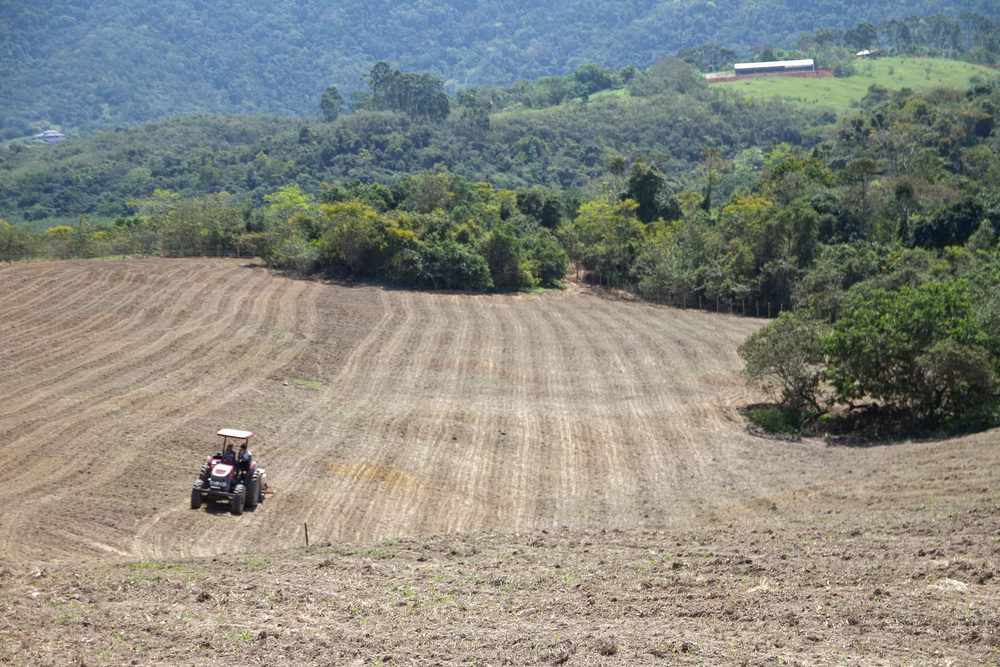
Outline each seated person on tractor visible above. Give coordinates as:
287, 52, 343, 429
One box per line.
238, 443, 252, 482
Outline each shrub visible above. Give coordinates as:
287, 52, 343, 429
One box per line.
747, 406, 800, 435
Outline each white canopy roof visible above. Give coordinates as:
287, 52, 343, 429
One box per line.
217, 428, 253, 439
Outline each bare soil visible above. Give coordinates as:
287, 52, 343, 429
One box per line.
1, 258, 997, 665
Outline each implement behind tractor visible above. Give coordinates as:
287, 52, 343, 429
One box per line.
190, 428, 268, 515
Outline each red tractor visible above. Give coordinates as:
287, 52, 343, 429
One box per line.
190, 429, 267, 515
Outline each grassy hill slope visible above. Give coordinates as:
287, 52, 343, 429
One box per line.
711, 58, 999, 113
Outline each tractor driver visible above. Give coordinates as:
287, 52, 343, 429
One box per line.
222, 443, 237, 464
238, 442, 252, 482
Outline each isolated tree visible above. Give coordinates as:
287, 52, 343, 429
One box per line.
318, 85, 344, 122
739, 312, 827, 418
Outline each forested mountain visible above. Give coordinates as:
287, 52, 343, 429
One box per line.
1, 0, 997, 136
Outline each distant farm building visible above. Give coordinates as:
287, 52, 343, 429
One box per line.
33, 130, 66, 145
705, 58, 830, 83
733, 59, 815, 76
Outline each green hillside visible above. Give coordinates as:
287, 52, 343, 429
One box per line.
1, 0, 997, 136
712, 58, 1000, 113
0, 60, 832, 229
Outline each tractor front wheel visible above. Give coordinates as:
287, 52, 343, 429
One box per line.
191, 480, 203, 510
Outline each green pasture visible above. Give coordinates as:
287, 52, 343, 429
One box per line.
711, 58, 999, 113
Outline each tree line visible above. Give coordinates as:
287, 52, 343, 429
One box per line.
0, 173, 567, 292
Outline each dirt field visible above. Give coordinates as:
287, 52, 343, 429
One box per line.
1, 258, 998, 665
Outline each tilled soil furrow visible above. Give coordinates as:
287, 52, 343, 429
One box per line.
130, 276, 347, 558
0, 263, 260, 441
4, 262, 1000, 665
0, 261, 239, 407
314, 289, 453, 543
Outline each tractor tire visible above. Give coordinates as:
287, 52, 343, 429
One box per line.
231, 484, 246, 516
191, 480, 203, 510
199, 465, 209, 483
245, 471, 260, 509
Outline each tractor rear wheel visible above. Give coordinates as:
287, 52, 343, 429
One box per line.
245, 471, 260, 509
191, 480, 203, 510
231, 484, 245, 515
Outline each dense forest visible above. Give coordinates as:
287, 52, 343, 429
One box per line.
1, 0, 998, 136
2, 8, 1000, 436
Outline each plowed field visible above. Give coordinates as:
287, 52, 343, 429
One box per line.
0, 257, 775, 562
1, 258, 998, 665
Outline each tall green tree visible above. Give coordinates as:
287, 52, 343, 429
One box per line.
621, 159, 681, 224
845, 21, 879, 51
320, 201, 383, 274
318, 85, 345, 122
479, 223, 533, 289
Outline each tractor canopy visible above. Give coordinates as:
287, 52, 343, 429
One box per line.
217, 428, 253, 440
